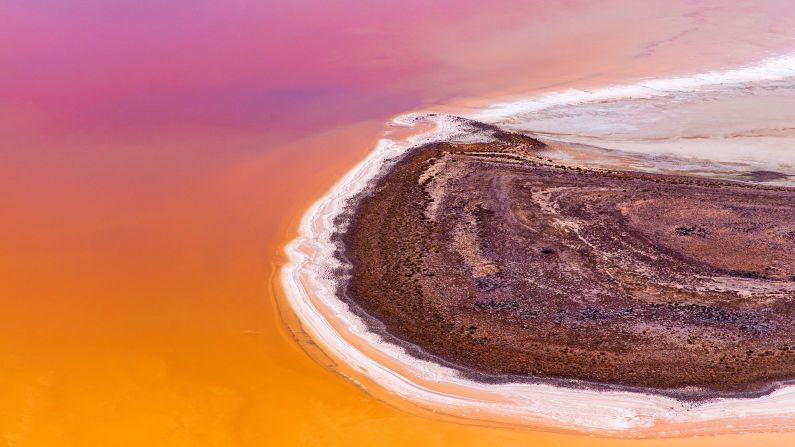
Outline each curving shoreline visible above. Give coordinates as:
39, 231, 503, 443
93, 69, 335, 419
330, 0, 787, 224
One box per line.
281, 54, 795, 437
280, 114, 795, 436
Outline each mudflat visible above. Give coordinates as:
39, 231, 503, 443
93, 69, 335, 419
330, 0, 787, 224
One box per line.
336, 125, 795, 399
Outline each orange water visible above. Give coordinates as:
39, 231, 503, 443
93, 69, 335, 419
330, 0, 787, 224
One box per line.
5, 121, 795, 447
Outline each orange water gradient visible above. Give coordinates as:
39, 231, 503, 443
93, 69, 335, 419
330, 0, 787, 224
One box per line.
3, 1, 795, 445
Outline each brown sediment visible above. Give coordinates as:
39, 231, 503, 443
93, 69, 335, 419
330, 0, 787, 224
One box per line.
333, 121, 795, 400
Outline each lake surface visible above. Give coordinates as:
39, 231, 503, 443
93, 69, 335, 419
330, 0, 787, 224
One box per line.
3, 0, 795, 445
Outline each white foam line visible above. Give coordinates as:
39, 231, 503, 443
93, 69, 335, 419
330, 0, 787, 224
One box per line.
281, 55, 795, 437
473, 53, 795, 122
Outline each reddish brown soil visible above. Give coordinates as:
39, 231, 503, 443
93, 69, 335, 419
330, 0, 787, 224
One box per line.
336, 124, 795, 399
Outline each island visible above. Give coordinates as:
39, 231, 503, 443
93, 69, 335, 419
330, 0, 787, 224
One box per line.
333, 120, 795, 400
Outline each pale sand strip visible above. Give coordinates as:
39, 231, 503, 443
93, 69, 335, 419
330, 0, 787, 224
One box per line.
475, 53, 795, 121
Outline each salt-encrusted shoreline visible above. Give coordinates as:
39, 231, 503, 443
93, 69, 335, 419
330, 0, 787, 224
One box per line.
281, 53, 795, 437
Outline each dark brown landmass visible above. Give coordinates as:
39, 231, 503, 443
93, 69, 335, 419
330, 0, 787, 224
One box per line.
335, 121, 795, 399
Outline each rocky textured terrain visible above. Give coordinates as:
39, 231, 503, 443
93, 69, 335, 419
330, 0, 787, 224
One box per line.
336, 126, 795, 399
